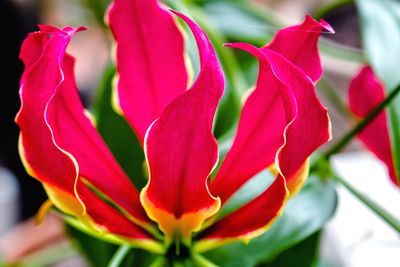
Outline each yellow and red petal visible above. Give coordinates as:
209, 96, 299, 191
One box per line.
348, 66, 398, 186
262, 48, 331, 192
211, 18, 331, 204
203, 43, 329, 247
195, 176, 287, 253
264, 15, 334, 82
140, 11, 224, 243
45, 182, 162, 252
107, 0, 188, 143
16, 26, 151, 235
211, 49, 287, 204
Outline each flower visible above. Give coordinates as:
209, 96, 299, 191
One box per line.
348, 66, 399, 186
16, 0, 331, 260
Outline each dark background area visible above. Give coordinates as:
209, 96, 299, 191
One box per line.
0, 0, 46, 220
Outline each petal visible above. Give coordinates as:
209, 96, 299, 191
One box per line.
140, 11, 224, 243
16, 26, 150, 235
195, 175, 288, 252
262, 48, 331, 193
212, 43, 330, 204
348, 66, 398, 185
264, 15, 334, 82
211, 50, 287, 204
41, 182, 163, 252
108, 0, 188, 143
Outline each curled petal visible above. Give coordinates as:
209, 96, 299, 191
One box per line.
348, 66, 398, 185
265, 15, 334, 82
108, 0, 188, 143
16, 26, 150, 237
211, 51, 287, 204
140, 11, 224, 242
212, 43, 330, 203
263, 48, 331, 191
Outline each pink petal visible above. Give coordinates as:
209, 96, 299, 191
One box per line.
348, 66, 398, 185
108, 0, 188, 143
195, 176, 287, 252
16, 26, 150, 234
211, 49, 287, 204
212, 43, 330, 204
265, 15, 334, 82
141, 11, 224, 241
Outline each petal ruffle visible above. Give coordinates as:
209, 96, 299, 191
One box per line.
140, 11, 224, 243
108, 0, 188, 143
211, 50, 287, 204
262, 48, 331, 193
212, 43, 330, 204
16, 26, 151, 237
203, 43, 329, 247
264, 15, 334, 82
348, 66, 398, 185
211, 18, 331, 204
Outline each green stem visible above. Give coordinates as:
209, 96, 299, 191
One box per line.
324, 83, 400, 159
317, 77, 353, 120
331, 172, 400, 233
192, 254, 219, 267
107, 245, 131, 267
149, 257, 167, 267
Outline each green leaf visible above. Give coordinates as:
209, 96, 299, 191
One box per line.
67, 224, 117, 267
67, 225, 156, 267
93, 64, 147, 189
203, 176, 337, 267
257, 231, 321, 267
357, 0, 400, 90
357, 0, 400, 184
202, 2, 273, 45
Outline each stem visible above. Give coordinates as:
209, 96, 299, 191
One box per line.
324, 83, 400, 159
149, 257, 166, 267
107, 245, 131, 267
331, 172, 400, 233
192, 254, 219, 267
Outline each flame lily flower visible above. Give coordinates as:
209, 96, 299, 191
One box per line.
348, 66, 399, 186
16, 0, 331, 261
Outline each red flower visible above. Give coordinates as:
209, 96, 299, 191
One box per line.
348, 66, 399, 186
16, 0, 331, 254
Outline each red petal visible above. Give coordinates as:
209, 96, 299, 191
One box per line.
264, 48, 331, 192
44, 182, 153, 240
211, 50, 287, 204
108, 0, 188, 143
212, 43, 330, 203
195, 175, 287, 252
265, 15, 334, 82
141, 12, 224, 242
16, 26, 150, 234
348, 66, 398, 185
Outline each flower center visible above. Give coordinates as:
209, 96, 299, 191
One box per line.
166, 242, 191, 264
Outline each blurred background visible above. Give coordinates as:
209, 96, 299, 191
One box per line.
0, 0, 398, 266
